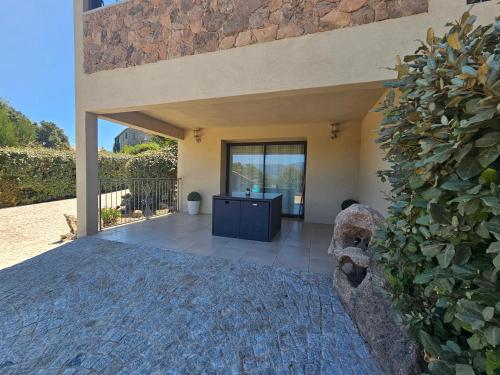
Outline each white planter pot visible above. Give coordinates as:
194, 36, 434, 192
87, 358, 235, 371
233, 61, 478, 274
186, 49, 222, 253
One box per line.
187, 201, 200, 215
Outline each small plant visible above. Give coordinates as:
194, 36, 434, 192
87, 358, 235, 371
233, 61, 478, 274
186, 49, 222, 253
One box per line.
187, 192, 201, 201
100, 207, 121, 227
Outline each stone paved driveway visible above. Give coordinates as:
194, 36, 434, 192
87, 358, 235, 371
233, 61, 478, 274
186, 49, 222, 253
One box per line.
0, 238, 382, 374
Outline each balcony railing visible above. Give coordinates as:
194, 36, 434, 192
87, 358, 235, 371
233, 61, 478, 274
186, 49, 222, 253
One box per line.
98, 178, 180, 230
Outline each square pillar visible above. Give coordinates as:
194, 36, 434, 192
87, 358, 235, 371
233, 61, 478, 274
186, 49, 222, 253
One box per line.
76, 112, 99, 237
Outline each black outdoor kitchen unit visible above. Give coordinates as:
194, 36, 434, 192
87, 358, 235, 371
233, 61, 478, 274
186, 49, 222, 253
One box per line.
212, 193, 282, 242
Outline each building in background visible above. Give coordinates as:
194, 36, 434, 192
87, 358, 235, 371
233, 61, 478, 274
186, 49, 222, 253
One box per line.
113, 128, 151, 152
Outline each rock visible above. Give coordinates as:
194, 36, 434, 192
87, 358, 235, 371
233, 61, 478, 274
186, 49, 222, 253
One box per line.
351, 6, 375, 25
65, 215, 78, 235
61, 214, 78, 242
338, 0, 368, 13
332, 246, 420, 375
132, 210, 143, 219
219, 35, 236, 49
277, 23, 304, 40
222, 14, 248, 36
330, 206, 420, 375
374, 1, 389, 21
328, 204, 385, 254
313, 2, 337, 18
400, 0, 429, 16
249, 8, 269, 29
235, 30, 254, 47
320, 10, 351, 29
203, 9, 226, 32
193, 31, 219, 53
334, 246, 370, 268
269, 0, 283, 12
252, 25, 278, 43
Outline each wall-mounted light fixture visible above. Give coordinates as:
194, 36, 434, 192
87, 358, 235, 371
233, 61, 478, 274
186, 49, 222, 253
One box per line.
194, 128, 202, 143
330, 123, 340, 139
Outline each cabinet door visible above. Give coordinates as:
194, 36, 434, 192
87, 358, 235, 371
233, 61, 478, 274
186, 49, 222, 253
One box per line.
240, 201, 270, 241
213, 199, 241, 238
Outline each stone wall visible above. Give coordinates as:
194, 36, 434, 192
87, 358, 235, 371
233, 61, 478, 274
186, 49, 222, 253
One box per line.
83, 0, 428, 74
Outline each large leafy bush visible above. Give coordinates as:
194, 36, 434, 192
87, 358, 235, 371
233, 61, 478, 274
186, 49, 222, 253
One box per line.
375, 12, 499, 374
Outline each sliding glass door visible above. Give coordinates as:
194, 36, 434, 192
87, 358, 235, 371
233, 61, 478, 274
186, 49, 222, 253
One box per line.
227, 142, 306, 217
228, 145, 265, 194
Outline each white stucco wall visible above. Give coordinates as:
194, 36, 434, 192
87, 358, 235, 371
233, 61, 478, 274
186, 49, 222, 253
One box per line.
178, 122, 361, 224
358, 95, 391, 216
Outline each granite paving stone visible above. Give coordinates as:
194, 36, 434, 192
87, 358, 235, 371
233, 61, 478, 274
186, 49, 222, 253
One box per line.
0, 237, 382, 374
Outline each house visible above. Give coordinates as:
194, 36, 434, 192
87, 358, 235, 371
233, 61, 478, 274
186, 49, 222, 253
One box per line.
75, 0, 497, 236
114, 127, 152, 152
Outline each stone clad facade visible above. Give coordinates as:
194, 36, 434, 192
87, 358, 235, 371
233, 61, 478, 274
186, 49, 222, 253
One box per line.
83, 0, 428, 73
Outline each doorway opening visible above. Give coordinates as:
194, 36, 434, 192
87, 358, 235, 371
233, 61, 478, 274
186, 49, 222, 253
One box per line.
227, 142, 307, 218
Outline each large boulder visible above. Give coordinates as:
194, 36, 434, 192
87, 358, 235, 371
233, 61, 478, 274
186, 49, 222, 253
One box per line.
328, 204, 385, 254
330, 205, 420, 375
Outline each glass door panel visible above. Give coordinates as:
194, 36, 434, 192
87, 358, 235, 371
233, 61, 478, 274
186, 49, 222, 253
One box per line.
228, 145, 265, 194
264, 144, 306, 216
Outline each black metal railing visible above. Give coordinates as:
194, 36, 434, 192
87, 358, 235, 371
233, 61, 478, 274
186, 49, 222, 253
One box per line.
98, 178, 180, 230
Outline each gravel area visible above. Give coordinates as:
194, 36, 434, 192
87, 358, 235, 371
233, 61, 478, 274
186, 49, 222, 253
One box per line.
0, 237, 382, 374
0, 198, 76, 270
0, 192, 128, 270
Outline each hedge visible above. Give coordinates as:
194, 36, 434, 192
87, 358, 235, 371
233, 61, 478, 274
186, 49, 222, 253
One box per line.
126, 149, 177, 179
0, 148, 177, 208
0, 148, 77, 208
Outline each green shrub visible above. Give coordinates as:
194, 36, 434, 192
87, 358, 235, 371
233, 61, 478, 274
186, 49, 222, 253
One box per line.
0, 148, 133, 207
98, 151, 132, 179
374, 13, 499, 374
124, 149, 178, 212
100, 207, 121, 227
125, 149, 177, 179
122, 142, 161, 155
187, 192, 201, 201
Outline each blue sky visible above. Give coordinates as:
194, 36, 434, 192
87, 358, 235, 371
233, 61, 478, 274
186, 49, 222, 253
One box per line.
0, 0, 125, 150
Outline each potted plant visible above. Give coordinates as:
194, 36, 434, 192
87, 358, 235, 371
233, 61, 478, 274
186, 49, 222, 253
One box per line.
187, 192, 201, 215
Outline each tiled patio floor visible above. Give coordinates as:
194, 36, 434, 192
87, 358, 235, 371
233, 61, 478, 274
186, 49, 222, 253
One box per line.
0, 237, 382, 374
95, 213, 335, 274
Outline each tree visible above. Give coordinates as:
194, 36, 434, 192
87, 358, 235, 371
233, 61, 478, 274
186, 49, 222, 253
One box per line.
36, 121, 70, 150
0, 100, 37, 147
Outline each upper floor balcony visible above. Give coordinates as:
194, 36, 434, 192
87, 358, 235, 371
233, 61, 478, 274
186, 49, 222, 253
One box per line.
82, 0, 429, 74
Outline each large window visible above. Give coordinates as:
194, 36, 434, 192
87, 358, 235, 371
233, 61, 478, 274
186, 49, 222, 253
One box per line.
227, 142, 307, 217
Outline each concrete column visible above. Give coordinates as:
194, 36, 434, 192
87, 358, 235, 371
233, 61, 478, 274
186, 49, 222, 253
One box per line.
76, 112, 99, 237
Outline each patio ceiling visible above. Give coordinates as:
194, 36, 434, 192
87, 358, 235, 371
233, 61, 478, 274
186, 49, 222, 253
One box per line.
98, 83, 385, 132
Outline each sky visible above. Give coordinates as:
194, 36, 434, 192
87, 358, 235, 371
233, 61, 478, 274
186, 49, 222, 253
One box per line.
0, 0, 125, 150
